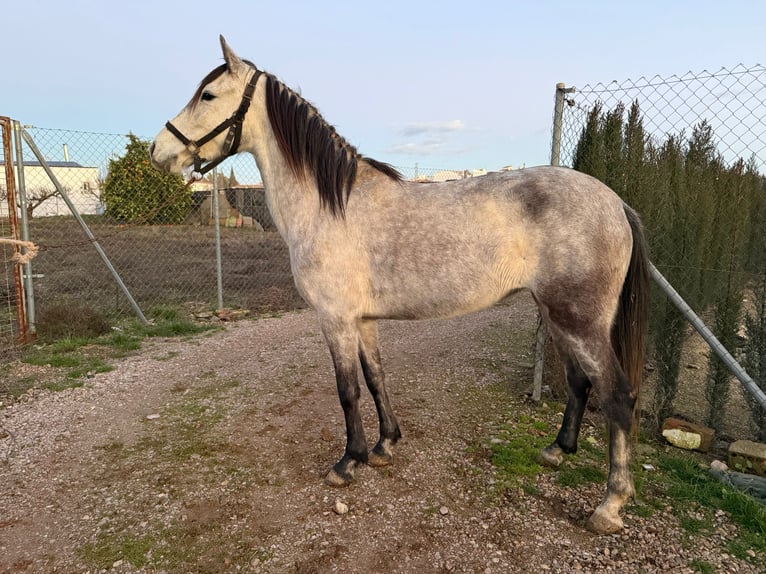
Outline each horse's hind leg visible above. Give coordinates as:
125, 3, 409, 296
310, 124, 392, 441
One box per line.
553, 334, 636, 534
586, 352, 636, 534
358, 320, 401, 467
321, 319, 369, 487
538, 305, 636, 533
539, 357, 592, 468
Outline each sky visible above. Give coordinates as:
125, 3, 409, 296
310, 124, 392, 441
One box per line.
2, 0, 764, 173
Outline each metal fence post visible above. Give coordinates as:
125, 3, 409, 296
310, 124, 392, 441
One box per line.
532, 83, 575, 401
212, 169, 224, 310
13, 120, 36, 336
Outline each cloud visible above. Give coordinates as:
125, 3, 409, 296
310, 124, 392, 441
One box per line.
386, 140, 448, 156
385, 120, 468, 157
399, 119, 465, 137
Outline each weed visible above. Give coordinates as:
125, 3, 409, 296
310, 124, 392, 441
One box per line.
36, 303, 111, 341
679, 515, 712, 535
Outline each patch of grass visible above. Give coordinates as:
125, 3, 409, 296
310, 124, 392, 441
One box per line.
65, 358, 113, 379
154, 350, 181, 361
9, 308, 218, 400
80, 373, 259, 572
81, 518, 262, 572
556, 464, 607, 487
477, 404, 765, 567
679, 515, 713, 535
22, 341, 114, 390
486, 413, 553, 490
651, 452, 766, 562
78, 533, 153, 569
103, 331, 143, 354
688, 558, 715, 574
129, 376, 242, 465
42, 380, 85, 392
627, 501, 655, 518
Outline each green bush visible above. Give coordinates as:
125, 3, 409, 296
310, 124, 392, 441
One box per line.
102, 134, 190, 224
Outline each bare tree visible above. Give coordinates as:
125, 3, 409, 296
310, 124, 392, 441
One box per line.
25, 186, 63, 217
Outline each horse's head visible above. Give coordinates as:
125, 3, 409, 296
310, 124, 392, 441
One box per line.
150, 36, 259, 177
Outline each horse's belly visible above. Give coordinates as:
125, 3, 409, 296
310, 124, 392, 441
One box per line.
364, 274, 512, 320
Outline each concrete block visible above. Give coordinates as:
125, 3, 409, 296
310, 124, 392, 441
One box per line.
728, 440, 766, 477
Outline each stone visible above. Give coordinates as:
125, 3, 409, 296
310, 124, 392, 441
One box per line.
662, 428, 701, 451
333, 499, 349, 515
661, 417, 713, 452
728, 439, 766, 477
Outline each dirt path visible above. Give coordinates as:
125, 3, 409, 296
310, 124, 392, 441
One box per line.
0, 295, 761, 573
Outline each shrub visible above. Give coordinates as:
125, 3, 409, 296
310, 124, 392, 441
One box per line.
102, 134, 190, 224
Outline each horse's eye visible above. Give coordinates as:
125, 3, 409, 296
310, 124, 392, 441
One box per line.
201, 91, 216, 102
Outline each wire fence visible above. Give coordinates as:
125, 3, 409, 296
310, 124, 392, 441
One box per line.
0, 123, 477, 341
556, 64, 766, 441
2, 64, 765, 442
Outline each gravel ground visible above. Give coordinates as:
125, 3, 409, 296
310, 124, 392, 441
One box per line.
0, 294, 763, 573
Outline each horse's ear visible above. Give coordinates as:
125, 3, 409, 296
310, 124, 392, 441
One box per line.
220, 35, 244, 72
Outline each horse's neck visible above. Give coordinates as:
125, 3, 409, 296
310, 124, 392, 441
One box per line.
242, 85, 320, 240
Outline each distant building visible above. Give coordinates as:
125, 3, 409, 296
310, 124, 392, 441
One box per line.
0, 160, 101, 217
427, 168, 488, 182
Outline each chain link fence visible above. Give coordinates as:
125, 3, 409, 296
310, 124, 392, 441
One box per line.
1, 122, 482, 346
556, 64, 766, 441
4, 65, 765, 441
7, 128, 291, 324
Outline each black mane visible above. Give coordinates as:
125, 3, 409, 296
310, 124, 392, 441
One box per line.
264, 73, 401, 216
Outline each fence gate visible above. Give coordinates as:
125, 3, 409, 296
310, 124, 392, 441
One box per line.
0, 117, 29, 350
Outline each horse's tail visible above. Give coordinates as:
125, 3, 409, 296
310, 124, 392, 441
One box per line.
612, 205, 650, 430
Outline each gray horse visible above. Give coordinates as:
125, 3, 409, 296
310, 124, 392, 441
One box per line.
150, 37, 650, 534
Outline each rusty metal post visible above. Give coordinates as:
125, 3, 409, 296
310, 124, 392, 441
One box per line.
0, 116, 29, 344
13, 120, 35, 335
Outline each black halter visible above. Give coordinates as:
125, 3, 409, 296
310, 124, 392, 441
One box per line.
165, 67, 262, 178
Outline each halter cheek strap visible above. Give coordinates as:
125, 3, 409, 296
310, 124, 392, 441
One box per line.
165, 67, 262, 178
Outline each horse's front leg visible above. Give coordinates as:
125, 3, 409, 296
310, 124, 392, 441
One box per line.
322, 320, 368, 487
358, 319, 401, 467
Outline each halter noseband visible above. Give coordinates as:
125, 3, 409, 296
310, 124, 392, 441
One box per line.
165, 67, 262, 179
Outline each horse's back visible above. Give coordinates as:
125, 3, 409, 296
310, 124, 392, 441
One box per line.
298, 166, 632, 321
